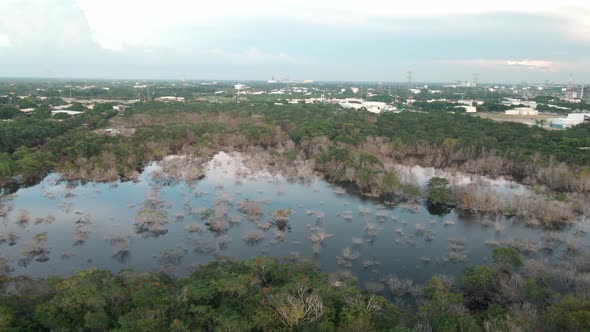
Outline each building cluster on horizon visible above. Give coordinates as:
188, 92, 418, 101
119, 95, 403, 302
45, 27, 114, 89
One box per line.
267, 75, 314, 84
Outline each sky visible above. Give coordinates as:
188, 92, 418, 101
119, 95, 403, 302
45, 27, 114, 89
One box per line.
1, 0, 589, 83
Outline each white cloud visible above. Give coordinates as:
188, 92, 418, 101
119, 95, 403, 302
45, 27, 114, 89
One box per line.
440, 59, 558, 72
2, 0, 589, 81
74, 0, 590, 51
506, 60, 556, 71
557, 8, 590, 44
0, 0, 96, 50
0, 34, 12, 48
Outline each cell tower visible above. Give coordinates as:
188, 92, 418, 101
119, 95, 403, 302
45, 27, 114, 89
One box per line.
407, 71, 413, 92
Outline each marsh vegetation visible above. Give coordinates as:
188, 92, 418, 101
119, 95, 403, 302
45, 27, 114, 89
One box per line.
0, 150, 588, 331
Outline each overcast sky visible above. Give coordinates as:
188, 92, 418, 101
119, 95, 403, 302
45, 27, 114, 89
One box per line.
1, 0, 589, 83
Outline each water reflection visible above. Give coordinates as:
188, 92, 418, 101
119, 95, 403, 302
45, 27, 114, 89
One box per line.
0, 151, 587, 292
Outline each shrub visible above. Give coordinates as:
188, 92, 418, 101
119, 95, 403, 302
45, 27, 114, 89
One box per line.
492, 247, 523, 269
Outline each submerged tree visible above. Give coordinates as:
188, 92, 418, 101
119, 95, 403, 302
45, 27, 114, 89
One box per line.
492, 247, 523, 270
270, 283, 324, 329
427, 177, 456, 215
243, 230, 265, 245
272, 208, 293, 221
134, 207, 168, 236
157, 246, 188, 274
19, 232, 50, 266
106, 236, 130, 263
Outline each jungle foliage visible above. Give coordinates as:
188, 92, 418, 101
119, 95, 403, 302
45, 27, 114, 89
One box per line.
1, 249, 589, 332
1, 102, 589, 193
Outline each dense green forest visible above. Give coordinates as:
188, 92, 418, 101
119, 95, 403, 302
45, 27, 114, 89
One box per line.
1, 101, 589, 193
1, 101, 590, 331
0, 248, 589, 331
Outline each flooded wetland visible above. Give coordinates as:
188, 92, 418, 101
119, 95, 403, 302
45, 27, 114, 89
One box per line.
1, 151, 588, 291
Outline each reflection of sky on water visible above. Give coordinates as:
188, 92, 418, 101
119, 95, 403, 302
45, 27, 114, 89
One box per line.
394, 164, 528, 195
0, 152, 587, 287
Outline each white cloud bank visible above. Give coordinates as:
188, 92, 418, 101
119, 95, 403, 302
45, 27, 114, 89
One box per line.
0, 0, 95, 50
443, 59, 558, 72
506, 60, 556, 72
73, 0, 590, 51
1, 0, 589, 81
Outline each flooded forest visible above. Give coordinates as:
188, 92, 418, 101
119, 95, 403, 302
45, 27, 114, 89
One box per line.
1, 102, 589, 331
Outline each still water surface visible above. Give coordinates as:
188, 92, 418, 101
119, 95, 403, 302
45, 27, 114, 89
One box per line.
1, 152, 587, 288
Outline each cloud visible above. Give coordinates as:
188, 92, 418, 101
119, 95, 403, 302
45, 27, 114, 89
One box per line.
2, 0, 589, 81
558, 8, 590, 44
0, 34, 12, 48
440, 59, 557, 72
0, 0, 96, 50
506, 60, 556, 72
73, 0, 590, 51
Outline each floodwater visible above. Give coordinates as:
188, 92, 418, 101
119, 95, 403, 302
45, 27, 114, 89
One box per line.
0, 152, 588, 289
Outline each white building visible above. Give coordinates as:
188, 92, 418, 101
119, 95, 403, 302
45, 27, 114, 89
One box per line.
458, 100, 485, 106
155, 96, 185, 102
548, 113, 590, 129
338, 99, 396, 114
502, 98, 537, 109
505, 107, 538, 115
51, 110, 84, 116
456, 106, 477, 113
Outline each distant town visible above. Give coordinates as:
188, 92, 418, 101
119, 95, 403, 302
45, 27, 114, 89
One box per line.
1, 77, 588, 130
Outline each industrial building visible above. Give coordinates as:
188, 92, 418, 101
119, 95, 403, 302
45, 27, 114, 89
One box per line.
456, 106, 477, 113
338, 99, 396, 114
548, 113, 590, 129
502, 98, 538, 109
505, 107, 538, 115
154, 96, 185, 102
